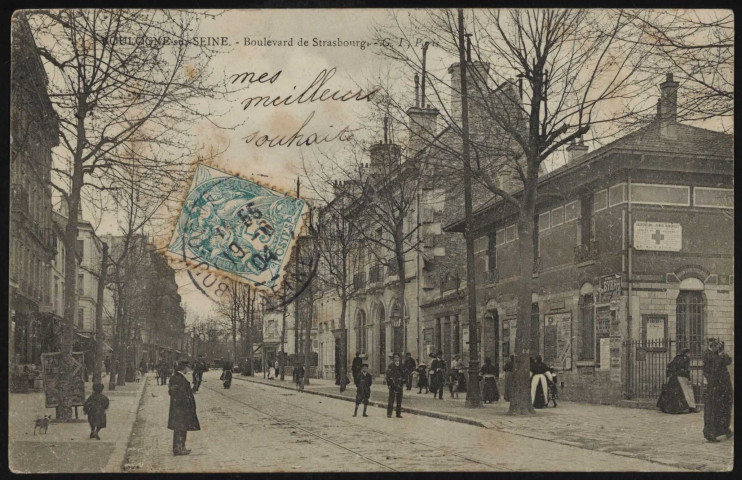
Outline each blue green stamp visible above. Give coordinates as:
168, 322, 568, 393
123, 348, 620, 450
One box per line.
167, 163, 308, 290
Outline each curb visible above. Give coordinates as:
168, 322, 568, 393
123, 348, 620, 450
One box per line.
103, 374, 148, 473
234, 376, 487, 428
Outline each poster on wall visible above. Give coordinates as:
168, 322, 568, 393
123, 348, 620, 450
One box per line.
543, 312, 572, 370
41, 352, 86, 408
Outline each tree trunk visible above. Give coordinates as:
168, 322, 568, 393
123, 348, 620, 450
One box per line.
508, 191, 537, 415
246, 286, 254, 376
280, 291, 287, 380
92, 243, 108, 385
303, 281, 312, 386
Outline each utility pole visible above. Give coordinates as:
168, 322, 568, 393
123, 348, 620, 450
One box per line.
279, 287, 287, 380
93, 242, 108, 385
459, 9, 482, 408
294, 177, 301, 358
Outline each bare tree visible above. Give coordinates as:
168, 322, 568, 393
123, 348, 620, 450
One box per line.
375, 8, 650, 414
24, 8, 236, 418
623, 9, 733, 129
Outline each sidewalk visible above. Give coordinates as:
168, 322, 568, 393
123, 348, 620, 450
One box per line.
8, 373, 147, 473
238, 374, 733, 471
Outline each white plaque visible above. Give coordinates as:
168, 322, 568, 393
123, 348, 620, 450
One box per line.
634, 221, 682, 251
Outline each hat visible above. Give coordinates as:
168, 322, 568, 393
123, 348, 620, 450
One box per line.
679, 348, 691, 355
361, 363, 369, 368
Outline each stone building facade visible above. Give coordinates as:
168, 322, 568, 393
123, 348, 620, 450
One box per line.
9, 14, 59, 368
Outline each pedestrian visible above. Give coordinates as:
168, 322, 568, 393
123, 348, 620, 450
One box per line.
702, 338, 733, 442
403, 353, 417, 391
353, 363, 372, 417
479, 357, 500, 403
221, 362, 233, 389
430, 351, 446, 400
530, 355, 551, 409
139, 358, 148, 375
451, 355, 467, 393
104, 356, 111, 376
293, 363, 305, 391
192, 355, 206, 392
83, 383, 109, 440
503, 354, 514, 402
416, 362, 429, 394
168, 361, 200, 456
385, 353, 406, 418
657, 348, 697, 414
351, 353, 364, 382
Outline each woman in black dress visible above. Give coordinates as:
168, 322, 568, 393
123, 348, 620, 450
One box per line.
479, 358, 499, 403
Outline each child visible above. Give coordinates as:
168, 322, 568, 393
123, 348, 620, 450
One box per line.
83, 383, 109, 440
293, 363, 305, 391
416, 363, 429, 394
447, 371, 459, 398
134, 369, 141, 383
353, 363, 372, 417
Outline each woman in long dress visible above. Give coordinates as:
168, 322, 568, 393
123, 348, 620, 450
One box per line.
530, 356, 550, 409
657, 348, 697, 414
430, 352, 446, 400
703, 338, 733, 442
221, 362, 233, 389
479, 358, 499, 403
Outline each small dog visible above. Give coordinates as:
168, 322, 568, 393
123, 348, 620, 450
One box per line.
33, 415, 51, 435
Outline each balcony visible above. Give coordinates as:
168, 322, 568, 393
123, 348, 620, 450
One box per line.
574, 241, 599, 264
369, 264, 384, 284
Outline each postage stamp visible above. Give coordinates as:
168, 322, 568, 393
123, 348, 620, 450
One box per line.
167, 163, 308, 291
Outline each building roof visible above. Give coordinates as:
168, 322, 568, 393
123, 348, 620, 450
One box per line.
444, 120, 733, 233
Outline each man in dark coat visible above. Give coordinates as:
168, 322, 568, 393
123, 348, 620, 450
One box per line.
703, 338, 733, 442
168, 361, 200, 455
430, 352, 446, 400
386, 353, 407, 418
192, 355, 206, 392
403, 353, 416, 391
351, 353, 364, 383
353, 363, 372, 417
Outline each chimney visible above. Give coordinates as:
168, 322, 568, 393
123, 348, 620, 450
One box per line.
658, 73, 679, 139
566, 136, 588, 164
448, 61, 490, 123
369, 142, 401, 175
407, 70, 439, 154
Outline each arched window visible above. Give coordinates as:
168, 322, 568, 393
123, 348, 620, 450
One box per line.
677, 281, 704, 356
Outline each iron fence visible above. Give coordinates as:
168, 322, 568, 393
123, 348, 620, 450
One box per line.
623, 338, 706, 402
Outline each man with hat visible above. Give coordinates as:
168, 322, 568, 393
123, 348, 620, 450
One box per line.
403, 353, 417, 391
353, 363, 372, 417
168, 361, 200, 456
386, 353, 407, 418
430, 351, 446, 400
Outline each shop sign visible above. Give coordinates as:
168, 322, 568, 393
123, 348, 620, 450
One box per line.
597, 274, 622, 302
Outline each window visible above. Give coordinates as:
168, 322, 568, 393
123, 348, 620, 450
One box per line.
580, 194, 594, 246
452, 318, 460, 355
677, 290, 704, 356
533, 216, 540, 260
538, 211, 550, 232
609, 184, 627, 207
78, 274, 84, 295
77, 239, 84, 258
551, 206, 564, 226
694, 187, 733, 209
580, 294, 595, 360
78, 308, 84, 330
594, 189, 608, 212
357, 311, 367, 354
530, 303, 540, 355
630, 184, 690, 206
487, 231, 497, 272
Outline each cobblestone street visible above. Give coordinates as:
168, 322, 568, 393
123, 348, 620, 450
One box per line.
123, 371, 694, 472
243, 374, 734, 471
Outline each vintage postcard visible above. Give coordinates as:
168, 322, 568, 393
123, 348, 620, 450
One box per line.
8, 8, 733, 473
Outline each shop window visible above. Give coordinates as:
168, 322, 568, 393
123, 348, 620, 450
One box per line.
677, 290, 704, 356
580, 294, 595, 360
